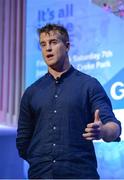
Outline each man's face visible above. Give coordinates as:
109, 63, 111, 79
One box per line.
40, 31, 69, 69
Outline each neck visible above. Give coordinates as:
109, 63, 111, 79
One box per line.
48, 60, 71, 79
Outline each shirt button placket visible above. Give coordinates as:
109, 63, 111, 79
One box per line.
52, 80, 59, 164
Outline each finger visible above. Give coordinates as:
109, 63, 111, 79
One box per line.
83, 136, 97, 140
85, 127, 100, 133
82, 133, 96, 140
82, 132, 101, 140
87, 123, 100, 128
94, 109, 100, 123
82, 132, 93, 138
84, 137, 95, 140
84, 136, 100, 140
84, 127, 93, 133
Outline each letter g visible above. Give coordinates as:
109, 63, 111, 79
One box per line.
110, 82, 124, 100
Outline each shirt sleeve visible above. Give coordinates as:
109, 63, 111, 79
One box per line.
88, 78, 121, 141
16, 87, 35, 160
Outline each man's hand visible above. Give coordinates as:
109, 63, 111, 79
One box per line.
82, 109, 103, 140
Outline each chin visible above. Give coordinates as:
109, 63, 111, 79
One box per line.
46, 60, 58, 67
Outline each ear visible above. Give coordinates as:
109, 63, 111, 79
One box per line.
65, 41, 70, 51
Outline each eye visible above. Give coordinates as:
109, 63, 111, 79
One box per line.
40, 42, 46, 47
51, 40, 58, 45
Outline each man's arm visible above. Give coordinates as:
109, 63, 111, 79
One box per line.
82, 109, 121, 142
83, 78, 121, 142
16, 89, 35, 160
101, 121, 120, 142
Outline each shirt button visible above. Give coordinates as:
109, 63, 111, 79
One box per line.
53, 160, 56, 163
54, 94, 58, 98
54, 110, 57, 113
53, 126, 56, 130
55, 80, 59, 84
53, 143, 56, 146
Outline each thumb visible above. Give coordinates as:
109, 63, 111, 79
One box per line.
94, 109, 100, 122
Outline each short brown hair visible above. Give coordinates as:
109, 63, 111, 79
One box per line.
37, 23, 69, 43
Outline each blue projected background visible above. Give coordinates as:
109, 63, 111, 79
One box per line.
25, 0, 124, 178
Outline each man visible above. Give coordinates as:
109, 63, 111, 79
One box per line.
16, 23, 121, 179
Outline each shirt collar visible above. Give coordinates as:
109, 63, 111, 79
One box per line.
47, 65, 75, 81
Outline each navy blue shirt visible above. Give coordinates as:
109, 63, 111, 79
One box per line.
16, 66, 121, 179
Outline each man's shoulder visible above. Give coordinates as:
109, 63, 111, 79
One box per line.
73, 68, 102, 88
30, 74, 47, 88
22, 74, 47, 97
75, 69, 95, 81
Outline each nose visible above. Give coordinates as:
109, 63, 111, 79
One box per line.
46, 43, 52, 51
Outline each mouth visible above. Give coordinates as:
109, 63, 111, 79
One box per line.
46, 54, 54, 59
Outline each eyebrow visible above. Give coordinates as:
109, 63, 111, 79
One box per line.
40, 38, 59, 44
